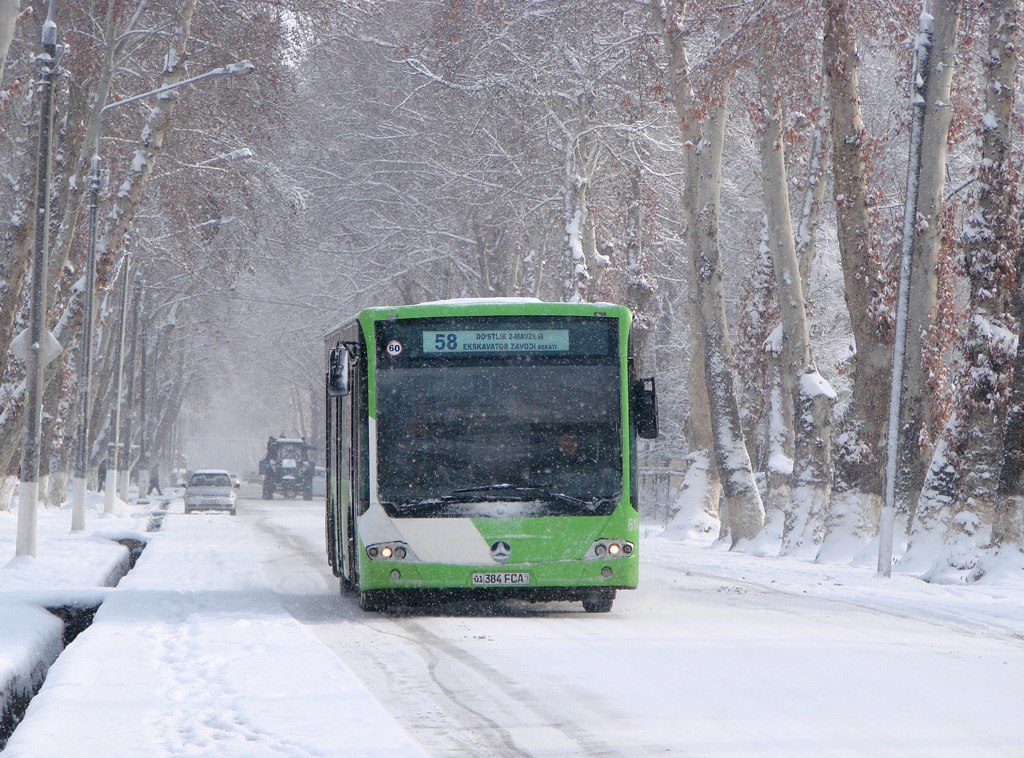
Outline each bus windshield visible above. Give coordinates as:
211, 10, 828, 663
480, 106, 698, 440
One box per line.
375, 361, 622, 516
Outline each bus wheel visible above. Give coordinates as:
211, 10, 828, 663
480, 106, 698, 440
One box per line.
582, 591, 614, 613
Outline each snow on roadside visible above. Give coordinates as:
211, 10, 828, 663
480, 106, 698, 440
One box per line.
643, 525, 1024, 639
2, 497, 424, 756
1, 492, 151, 746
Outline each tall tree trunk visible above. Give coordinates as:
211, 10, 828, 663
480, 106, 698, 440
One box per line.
683, 261, 723, 518
896, 0, 962, 520
756, 72, 835, 556
657, 1, 764, 543
0, 148, 36, 382
656, 3, 722, 525
691, 125, 765, 543
562, 130, 598, 303
974, 0, 1021, 552
823, 0, 891, 526
735, 225, 776, 471
996, 266, 1024, 546
796, 97, 831, 289
623, 161, 657, 372
954, 0, 1016, 521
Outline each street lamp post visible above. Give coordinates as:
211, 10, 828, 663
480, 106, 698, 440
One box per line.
104, 243, 130, 515
14, 1, 62, 557
118, 276, 142, 501
70, 59, 253, 528
137, 315, 150, 500
70, 154, 101, 530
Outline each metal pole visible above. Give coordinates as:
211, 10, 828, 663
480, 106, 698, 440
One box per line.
118, 276, 142, 501
15, 1, 60, 557
103, 244, 130, 514
70, 154, 101, 531
137, 311, 150, 500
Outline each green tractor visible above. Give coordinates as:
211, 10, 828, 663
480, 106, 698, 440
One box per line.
259, 436, 314, 500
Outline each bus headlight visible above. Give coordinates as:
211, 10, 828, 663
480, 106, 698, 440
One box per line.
586, 539, 634, 560
366, 541, 411, 560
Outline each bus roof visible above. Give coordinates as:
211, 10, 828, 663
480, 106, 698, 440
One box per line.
324, 298, 630, 342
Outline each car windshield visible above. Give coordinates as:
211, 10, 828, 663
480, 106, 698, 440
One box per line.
189, 473, 231, 487
277, 444, 306, 461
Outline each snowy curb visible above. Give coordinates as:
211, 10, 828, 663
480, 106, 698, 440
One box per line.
1, 497, 160, 746
0, 602, 63, 747
0, 539, 134, 748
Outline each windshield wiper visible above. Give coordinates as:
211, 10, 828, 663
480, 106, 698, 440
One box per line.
385, 491, 532, 516
450, 483, 589, 507
388, 485, 614, 514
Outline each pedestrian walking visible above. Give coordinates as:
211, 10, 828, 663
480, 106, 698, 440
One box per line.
97, 459, 107, 492
147, 465, 163, 496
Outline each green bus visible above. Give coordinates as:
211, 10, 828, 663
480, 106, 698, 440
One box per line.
324, 299, 657, 613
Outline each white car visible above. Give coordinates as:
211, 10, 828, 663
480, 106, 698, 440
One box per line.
184, 469, 237, 515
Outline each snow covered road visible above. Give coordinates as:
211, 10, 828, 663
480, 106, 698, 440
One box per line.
6, 494, 1024, 756
240, 498, 1024, 756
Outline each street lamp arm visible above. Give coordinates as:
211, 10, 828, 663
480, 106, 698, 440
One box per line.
101, 59, 254, 114
69, 55, 254, 532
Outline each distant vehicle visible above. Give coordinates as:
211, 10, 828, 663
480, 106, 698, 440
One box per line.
229, 473, 242, 489
184, 470, 237, 515
259, 436, 314, 500
323, 300, 658, 613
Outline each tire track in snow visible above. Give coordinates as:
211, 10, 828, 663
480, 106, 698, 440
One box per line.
391, 617, 619, 757
246, 502, 618, 755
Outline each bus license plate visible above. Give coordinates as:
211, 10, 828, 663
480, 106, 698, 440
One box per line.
472, 572, 531, 586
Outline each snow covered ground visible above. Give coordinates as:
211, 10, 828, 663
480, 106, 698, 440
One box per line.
1, 491, 422, 756
2, 490, 1024, 756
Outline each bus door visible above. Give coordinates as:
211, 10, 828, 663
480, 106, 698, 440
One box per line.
346, 331, 369, 583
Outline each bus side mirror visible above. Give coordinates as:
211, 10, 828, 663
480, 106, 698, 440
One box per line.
633, 376, 658, 439
327, 345, 351, 397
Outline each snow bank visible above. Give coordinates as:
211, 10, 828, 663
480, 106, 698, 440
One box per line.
1, 494, 147, 747
0, 602, 62, 744
3, 500, 424, 756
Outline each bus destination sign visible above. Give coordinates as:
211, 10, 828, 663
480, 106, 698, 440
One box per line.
423, 329, 570, 354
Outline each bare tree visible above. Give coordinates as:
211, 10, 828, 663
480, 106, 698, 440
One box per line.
654, 0, 764, 543
895, 0, 963, 520
754, 66, 835, 556
914, 0, 1020, 562
822, 0, 893, 535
